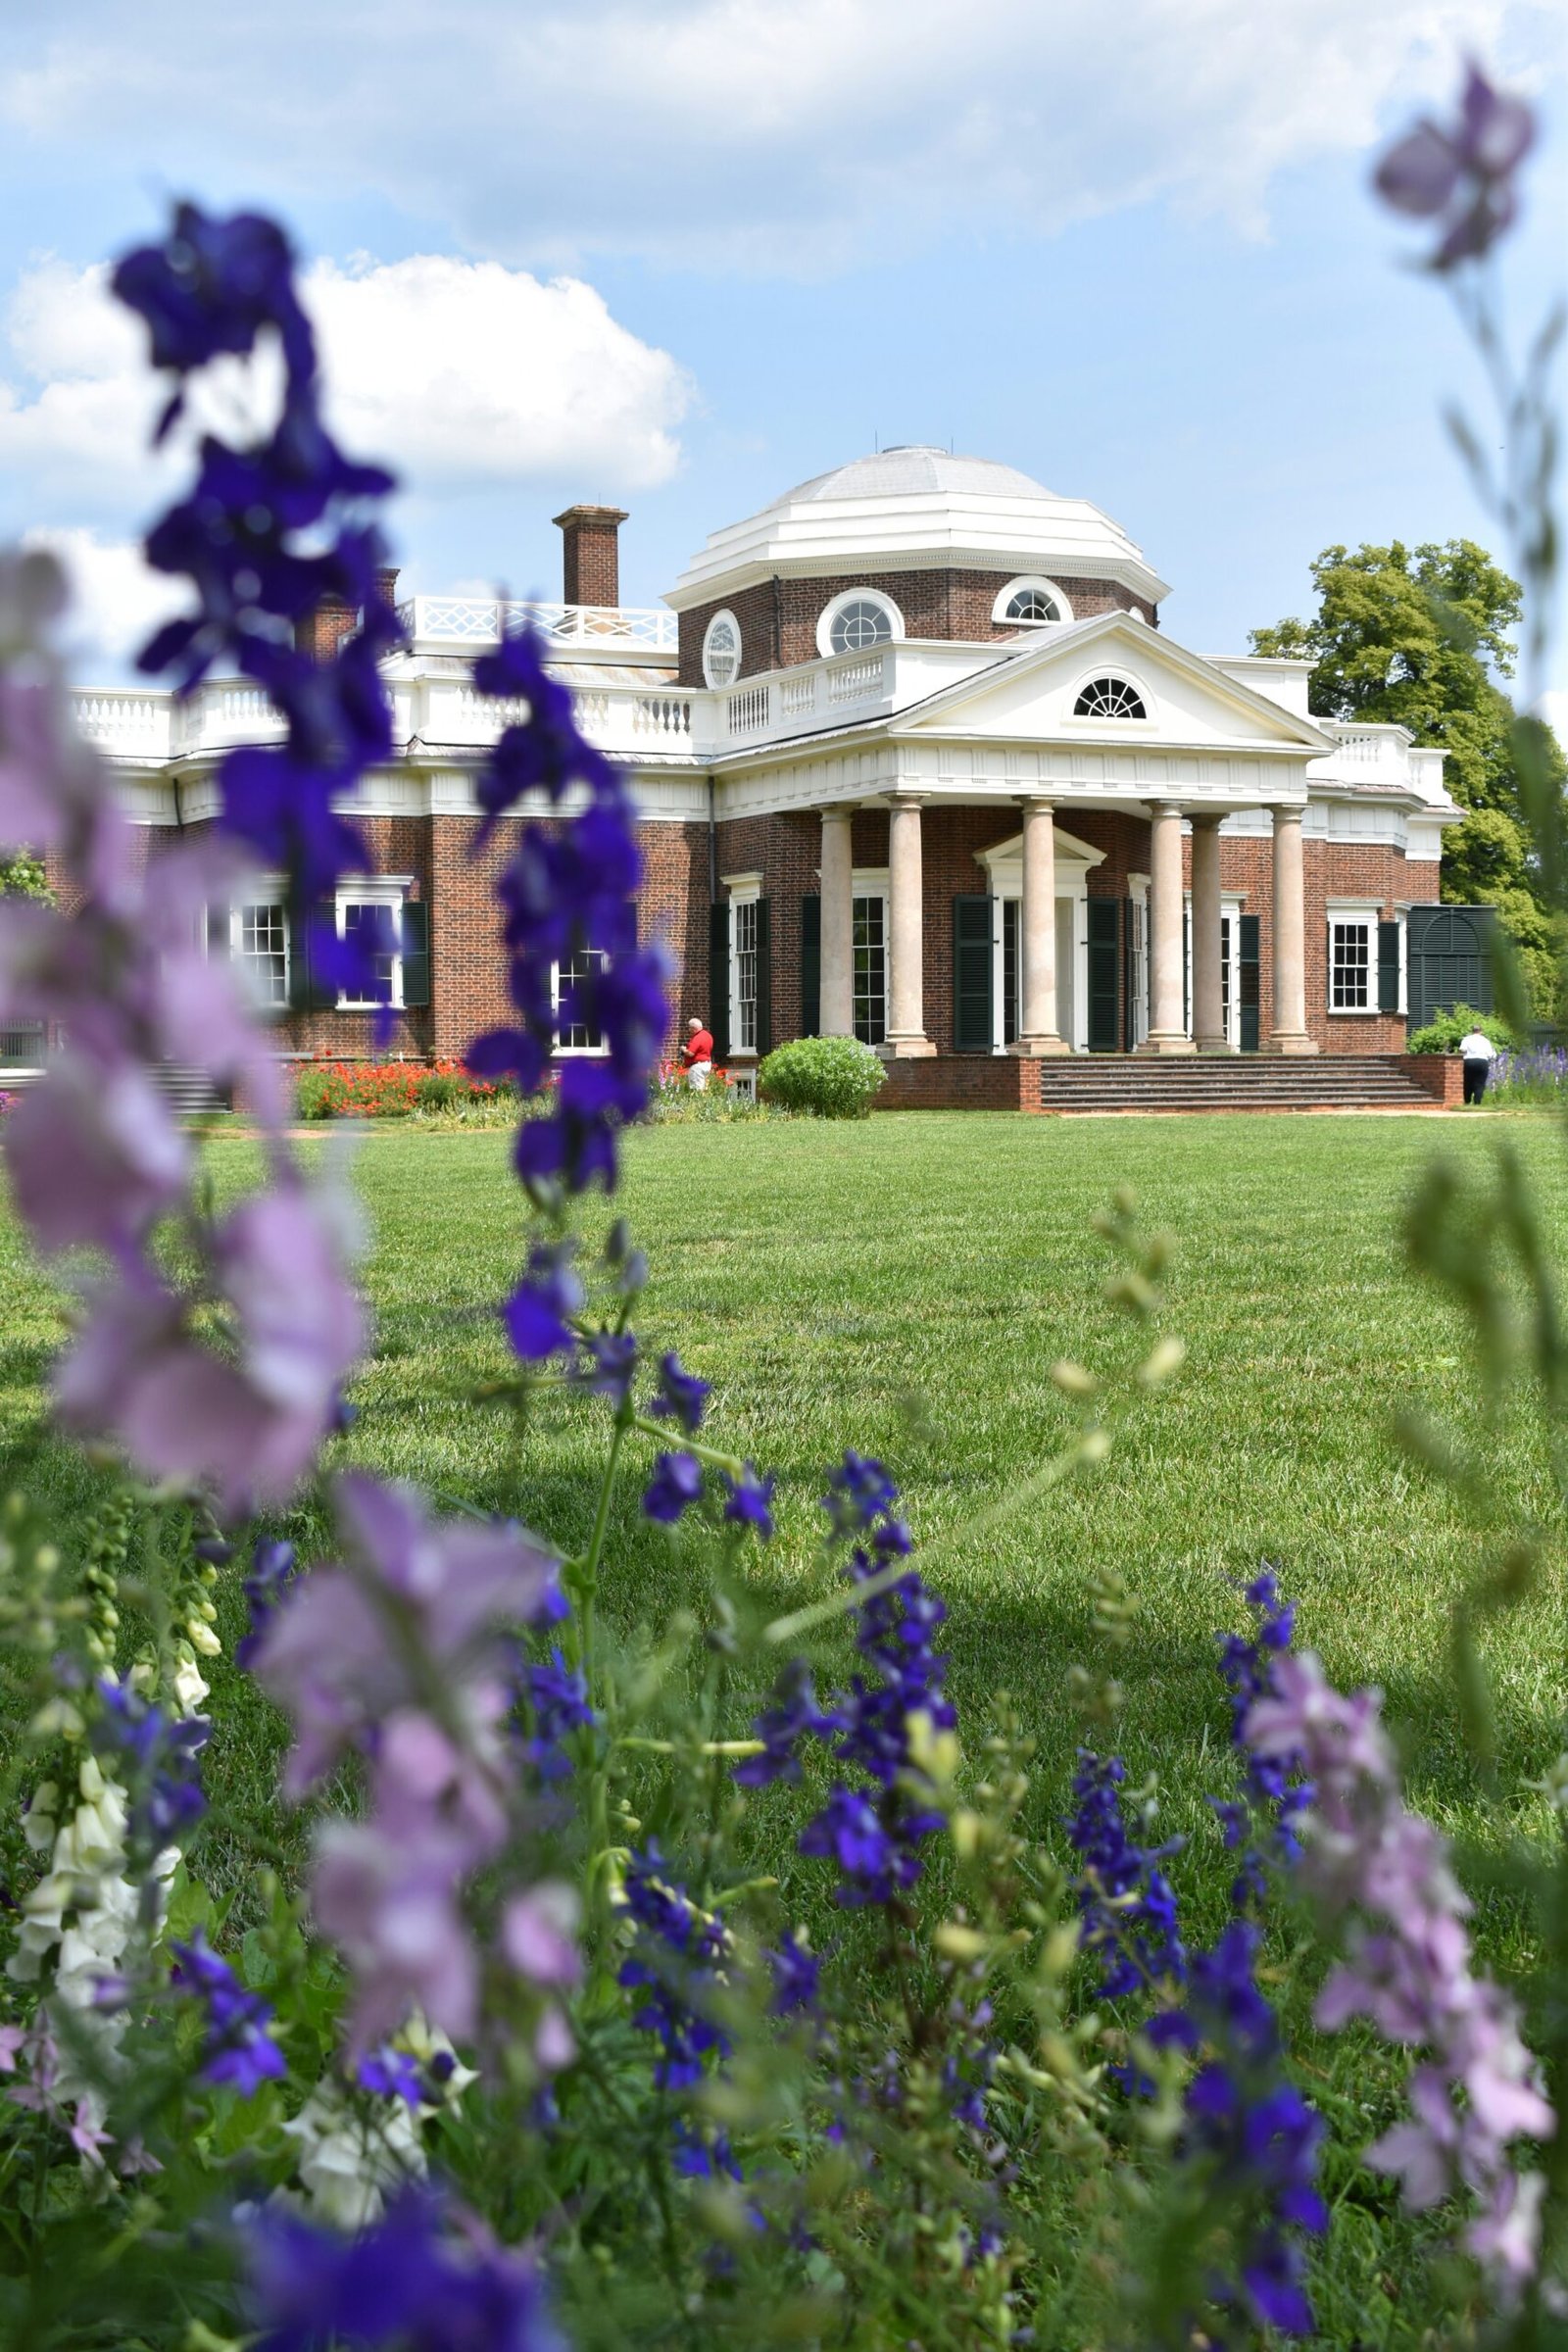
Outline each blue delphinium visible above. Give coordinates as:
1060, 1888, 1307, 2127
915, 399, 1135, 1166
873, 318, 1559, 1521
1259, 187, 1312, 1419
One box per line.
169, 1931, 286, 2095
617, 1846, 732, 2090
113, 203, 402, 1005
236, 1538, 300, 1669
649, 1350, 710, 1435
722, 1465, 776, 1540
93, 1680, 209, 1853
1213, 1571, 1312, 1907
1066, 1751, 1187, 2001
643, 1451, 704, 1525
1150, 1922, 1327, 2340
246, 2188, 564, 2352
577, 1329, 639, 1410
356, 2045, 425, 2107
739, 1453, 954, 1912
519, 1647, 597, 1782
765, 1928, 822, 2019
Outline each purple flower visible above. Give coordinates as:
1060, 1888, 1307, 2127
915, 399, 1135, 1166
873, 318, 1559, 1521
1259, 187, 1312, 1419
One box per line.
503, 1243, 583, 1363
245, 2188, 564, 2352
355, 2046, 425, 2107
577, 1329, 638, 1409
649, 1350, 710, 1435
237, 1537, 300, 1668
93, 1679, 208, 1849
799, 1787, 902, 1905
735, 1659, 842, 1788
1067, 1751, 1186, 2001
766, 1928, 821, 2019
643, 1450, 703, 1525
722, 1464, 775, 1541
170, 1932, 286, 2095
1212, 1572, 1313, 1906
249, 1474, 560, 1796
1374, 62, 1536, 269
1246, 1649, 1552, 2284
519, 1647, 596, 1781
617, 1847, 731, 2090
113, 202, 313, 392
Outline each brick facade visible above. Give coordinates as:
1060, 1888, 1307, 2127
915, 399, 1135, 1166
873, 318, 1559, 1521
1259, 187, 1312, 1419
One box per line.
678, 567, 1157, 688
554, 508, 628, 609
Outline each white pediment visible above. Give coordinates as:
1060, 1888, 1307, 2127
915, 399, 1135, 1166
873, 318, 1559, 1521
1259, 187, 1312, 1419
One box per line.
977, 826, 1105, 883
890, 611, 1334, 756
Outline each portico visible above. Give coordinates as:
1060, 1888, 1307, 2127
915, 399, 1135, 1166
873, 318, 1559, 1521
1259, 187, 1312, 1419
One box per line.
810, 788, 1317, 1062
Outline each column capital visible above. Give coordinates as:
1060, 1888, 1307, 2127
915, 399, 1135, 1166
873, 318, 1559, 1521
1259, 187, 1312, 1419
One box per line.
1149, 798, 1187, 819
885, 788, 928, 809
1016, 793, 1056, 812
1187, 808, 1225, 830
1269, 802, 1305, 824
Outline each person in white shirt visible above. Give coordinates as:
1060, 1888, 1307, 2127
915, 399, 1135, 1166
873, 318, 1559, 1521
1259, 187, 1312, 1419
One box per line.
1458, 1024, 1497, 1104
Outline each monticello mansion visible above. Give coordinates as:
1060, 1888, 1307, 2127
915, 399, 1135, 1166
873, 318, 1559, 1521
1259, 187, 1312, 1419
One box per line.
49, 447, 1496, 1108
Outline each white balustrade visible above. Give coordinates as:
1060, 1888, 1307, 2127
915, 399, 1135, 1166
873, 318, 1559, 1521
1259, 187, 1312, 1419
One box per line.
396, 596, 677, 652
727, 683, 772, 738
827, 651, 886, 706
72, 692, 172, 758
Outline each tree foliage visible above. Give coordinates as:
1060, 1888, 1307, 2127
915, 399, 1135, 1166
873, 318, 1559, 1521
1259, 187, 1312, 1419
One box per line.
1251, 540, 1567, 1013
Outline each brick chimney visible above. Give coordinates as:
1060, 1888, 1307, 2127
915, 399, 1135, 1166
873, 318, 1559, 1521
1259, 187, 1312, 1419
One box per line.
553, 505, 628, 609
293, 566, 401, 662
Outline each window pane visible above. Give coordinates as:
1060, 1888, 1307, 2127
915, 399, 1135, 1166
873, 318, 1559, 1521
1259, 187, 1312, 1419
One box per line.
557, 942, 607, 1051
830, 601, 892, 656
342, 902, 399, 1004
1330, 920, 1370, 1010
239, 902, 289, 1007
734, 899, 758, 1054
853, 894, 886, 1047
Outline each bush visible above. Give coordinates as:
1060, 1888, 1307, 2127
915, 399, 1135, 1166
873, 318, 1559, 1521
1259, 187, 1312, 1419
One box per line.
758, 1033, 886, 1117
1405, 1002, 1527, 1054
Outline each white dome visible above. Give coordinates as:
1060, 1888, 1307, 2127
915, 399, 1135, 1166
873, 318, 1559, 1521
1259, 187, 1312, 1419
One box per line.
666, 446, 1168, 612
777, 446, 1060, 506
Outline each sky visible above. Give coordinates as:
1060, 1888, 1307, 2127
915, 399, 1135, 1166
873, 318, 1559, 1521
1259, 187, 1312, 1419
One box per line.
0, 0, 1564, 721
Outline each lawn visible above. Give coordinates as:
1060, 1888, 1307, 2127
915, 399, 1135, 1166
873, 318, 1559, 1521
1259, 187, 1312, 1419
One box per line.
4, 1105, 1564, 1931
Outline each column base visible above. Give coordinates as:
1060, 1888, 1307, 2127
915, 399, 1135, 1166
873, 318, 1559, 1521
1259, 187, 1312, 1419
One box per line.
1016, 1033, 1072, 1057
1141, 1031, 1198, 1055
887, 1035, 938, 1058
1196, 1036, 1237, 1055
1264, 1033, 1320, 1056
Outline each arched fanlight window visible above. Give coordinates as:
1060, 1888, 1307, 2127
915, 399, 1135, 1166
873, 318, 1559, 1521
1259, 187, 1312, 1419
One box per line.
1073, 675, 1148, 720
1007, 586, 1058, 621
703, 611, 742, 689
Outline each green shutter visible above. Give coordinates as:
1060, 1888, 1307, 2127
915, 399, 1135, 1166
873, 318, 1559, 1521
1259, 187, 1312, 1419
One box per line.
754, 897, 772, 1056
800, 895, 820, 1036
296, 895, 339, 1012
401, 900, 430, 1008
1238, 913, 1260, 1052
708, 900, 731, 1063
206, 903, 230, 964
953, 895, 993, 1052
1087, 899, 1119, 1053
1377, 919, 1400, 1015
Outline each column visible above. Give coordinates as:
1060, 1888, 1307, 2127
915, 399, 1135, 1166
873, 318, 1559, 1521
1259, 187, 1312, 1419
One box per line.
819, 806, 855, 1038
1267, 804, 1317, 1054
886, 792, 935, 1055
1017, 798, 1069, 1055
1190, 814, 1230, 1053
1146, 801, 1196, 1054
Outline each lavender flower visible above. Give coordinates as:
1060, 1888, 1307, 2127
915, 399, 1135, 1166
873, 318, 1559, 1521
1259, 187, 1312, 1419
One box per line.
1246, 1649, 1553, 2286
643, 1450, 703, 1525
246, 2188, 564, 2352
1067, 1751, 1186, 2001
170, 1932, 286, 2095
1374, 62, 1536, 270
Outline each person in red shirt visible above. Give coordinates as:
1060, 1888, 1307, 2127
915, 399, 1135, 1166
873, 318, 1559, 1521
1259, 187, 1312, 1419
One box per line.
679, 1015, 714, 1091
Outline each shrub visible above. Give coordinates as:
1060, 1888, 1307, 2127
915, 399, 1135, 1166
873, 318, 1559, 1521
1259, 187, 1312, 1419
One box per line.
1405, 1002, 1527, 1054
758, 1034, 886, 1117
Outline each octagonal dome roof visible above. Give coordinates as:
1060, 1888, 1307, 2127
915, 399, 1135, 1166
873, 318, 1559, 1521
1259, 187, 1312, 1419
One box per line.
665, 445, 1170, 612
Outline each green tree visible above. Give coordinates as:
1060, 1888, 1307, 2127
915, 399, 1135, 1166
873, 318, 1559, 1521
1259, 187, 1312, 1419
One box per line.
1251, 538, 1567, 1012
0, 851, 52, 902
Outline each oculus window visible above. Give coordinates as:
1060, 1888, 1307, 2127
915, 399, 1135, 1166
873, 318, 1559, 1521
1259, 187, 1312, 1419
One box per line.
703, 611, 741, 689
1004, 586, 1061, 622
1073, 676, 1147, 720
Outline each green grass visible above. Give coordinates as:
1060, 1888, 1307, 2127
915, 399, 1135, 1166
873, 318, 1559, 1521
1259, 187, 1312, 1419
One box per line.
5, 1108, 1565, 1910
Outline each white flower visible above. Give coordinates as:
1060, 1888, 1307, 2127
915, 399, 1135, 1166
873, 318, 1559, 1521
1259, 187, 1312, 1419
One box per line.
282, 2084, 427, 2231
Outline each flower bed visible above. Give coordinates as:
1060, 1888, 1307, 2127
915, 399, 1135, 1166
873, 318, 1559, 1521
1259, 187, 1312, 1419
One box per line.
296, 1057, 513, 1119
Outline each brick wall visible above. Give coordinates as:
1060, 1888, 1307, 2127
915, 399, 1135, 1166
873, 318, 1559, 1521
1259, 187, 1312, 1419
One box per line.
678, 567, 1156, 688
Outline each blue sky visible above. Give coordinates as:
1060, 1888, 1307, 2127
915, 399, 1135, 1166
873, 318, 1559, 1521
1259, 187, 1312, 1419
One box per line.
0, 0, 1563, 709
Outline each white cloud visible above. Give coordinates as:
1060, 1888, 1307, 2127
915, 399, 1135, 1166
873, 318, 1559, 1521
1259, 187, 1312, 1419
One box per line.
0, 252, 694, 520
0, 0, 1548, 270
21, 526, 185, 670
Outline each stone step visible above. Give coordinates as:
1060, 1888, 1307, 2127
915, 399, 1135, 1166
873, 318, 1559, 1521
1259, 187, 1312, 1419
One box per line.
1030, 1054, 1436, 1113
152, 1062, 230, 1117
